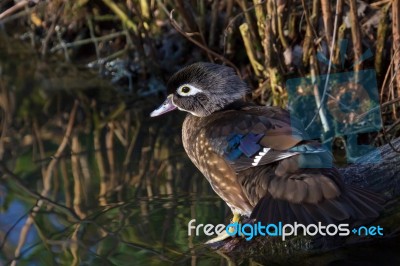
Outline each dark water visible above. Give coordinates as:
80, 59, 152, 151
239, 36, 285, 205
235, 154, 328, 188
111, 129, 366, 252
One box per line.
0, 34, 399, 266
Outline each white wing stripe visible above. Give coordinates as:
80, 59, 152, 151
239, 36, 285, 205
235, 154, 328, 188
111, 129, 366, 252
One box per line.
252, 148, 271, 166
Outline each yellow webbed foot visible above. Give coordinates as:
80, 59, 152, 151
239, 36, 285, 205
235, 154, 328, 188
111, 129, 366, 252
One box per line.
205, 213, 241, 244
205, 230, 232, 244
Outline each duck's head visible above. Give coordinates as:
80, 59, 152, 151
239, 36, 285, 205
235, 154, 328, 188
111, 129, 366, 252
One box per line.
150, 62, 249, 117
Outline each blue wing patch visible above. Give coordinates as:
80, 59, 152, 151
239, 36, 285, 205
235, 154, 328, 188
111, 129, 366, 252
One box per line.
225, 133, 264, 160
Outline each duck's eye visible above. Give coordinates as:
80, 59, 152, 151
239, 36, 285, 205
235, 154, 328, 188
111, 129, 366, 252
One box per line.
177, 84, 202, 96
181, 86, 191, 94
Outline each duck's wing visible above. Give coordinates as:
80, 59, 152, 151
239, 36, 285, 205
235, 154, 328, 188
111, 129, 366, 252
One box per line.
204, 106, 327, 172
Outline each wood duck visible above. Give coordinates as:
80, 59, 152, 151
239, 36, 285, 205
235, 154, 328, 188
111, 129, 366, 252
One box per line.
151, 62, 383, 242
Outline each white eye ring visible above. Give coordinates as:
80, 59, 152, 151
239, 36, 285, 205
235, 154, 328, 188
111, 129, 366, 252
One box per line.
177, 84, 203, 96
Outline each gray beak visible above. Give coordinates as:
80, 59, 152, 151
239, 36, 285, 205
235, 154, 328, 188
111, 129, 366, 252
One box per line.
150, 95, 177, 117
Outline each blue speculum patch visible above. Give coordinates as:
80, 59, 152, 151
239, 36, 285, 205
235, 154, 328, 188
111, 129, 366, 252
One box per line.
225, 133, 264, 160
